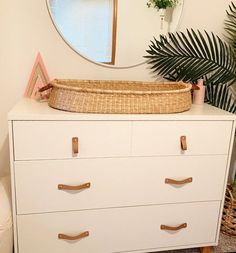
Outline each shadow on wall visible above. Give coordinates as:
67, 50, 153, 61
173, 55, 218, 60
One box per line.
0, 137, 10, 177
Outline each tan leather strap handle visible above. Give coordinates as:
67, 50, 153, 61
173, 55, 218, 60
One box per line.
58, 183, 91, 191
191, 84, 200, 91
160, 223, 187, 231
38, 83, 53, 92
165, 177, 193, 185
58, 231, 89, 241
72, 137, 79, 155
180, 136, 187, 151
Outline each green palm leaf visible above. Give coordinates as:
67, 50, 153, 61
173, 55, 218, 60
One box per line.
205, 82, 236, 113
145, 29, 236, 86
225, 1, 236, 54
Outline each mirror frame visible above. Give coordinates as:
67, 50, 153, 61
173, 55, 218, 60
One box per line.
46, 0, 185, 69
105, 0, 117, 65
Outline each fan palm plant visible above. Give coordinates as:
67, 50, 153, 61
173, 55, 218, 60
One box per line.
225, 2, 236, 56
145, 1, 236, 113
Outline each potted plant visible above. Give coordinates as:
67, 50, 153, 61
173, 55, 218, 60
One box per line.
145, 2, 236, 114
147, 0, 179, 29
147, 0, 179, 10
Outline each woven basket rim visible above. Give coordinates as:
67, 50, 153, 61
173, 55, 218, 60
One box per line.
221, 184, 236, 237
50, 79, 192, 95
226, 185, 236, 203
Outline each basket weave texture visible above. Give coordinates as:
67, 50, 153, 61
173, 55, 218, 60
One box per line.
48, 79, 192, 114
221, 185, 236, 237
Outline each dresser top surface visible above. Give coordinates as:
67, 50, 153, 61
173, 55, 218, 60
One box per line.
8, 98, 236, 121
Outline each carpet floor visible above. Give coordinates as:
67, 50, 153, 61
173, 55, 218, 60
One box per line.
152, 233, 236, 253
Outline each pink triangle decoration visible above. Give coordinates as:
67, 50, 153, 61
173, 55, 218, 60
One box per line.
24, 52, 50, 99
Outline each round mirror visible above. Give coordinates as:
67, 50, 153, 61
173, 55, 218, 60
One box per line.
47, 0, 184, 68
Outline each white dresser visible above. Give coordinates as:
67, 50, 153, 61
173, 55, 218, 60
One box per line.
8, 98, 236, 253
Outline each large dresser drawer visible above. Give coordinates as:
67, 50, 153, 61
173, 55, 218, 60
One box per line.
15, 156, 227, 214
13, 121, 131, 160
17, 202, 220, 253
132, 121, 233, 156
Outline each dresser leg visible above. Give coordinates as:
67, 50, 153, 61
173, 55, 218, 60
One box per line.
200, 246, 213, 253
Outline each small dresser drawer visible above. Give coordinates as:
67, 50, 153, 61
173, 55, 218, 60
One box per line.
132, 121, 232, 156
13, 121, 131, 160
17, 202, 220, 253
15, 156, 227, 214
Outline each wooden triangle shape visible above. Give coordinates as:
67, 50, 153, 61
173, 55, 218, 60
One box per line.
30, 75, 44, 99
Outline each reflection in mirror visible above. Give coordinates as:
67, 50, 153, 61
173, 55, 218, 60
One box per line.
49, 0, 117, 64
47, 0, 184, 68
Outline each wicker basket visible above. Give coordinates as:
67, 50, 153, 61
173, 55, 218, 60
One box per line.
221, 185, 236, 237
43, 79, 192, 114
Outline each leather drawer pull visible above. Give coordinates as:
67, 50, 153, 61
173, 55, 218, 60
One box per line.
58, 183, 91, 191
58, 231, 89, 241
72, 137, 79, 155
160, 223, 187, 231
180, 136, 187, 151
165, 177, 193, 185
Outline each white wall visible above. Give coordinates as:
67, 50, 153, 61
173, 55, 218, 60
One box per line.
115, 0, 184, 67
0, 0, 232, 176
